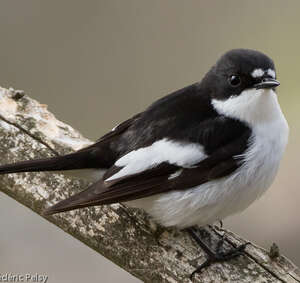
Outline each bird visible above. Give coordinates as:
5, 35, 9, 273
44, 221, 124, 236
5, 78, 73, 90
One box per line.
0, 49, 289, 275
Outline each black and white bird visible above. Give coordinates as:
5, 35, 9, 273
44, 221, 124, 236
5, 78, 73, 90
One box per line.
0, 49, 289, 273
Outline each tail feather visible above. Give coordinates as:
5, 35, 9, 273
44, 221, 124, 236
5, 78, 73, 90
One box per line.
0, 149, 97, 175
43, 180, 106, 215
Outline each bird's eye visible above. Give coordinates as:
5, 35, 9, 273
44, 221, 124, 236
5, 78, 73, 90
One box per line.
228, 75, 241, 87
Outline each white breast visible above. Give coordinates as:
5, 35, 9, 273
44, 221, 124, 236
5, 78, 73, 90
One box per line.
127, 89, 289, 228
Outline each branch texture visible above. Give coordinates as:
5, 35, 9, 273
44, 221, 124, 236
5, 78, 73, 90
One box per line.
0, 86, 299, 282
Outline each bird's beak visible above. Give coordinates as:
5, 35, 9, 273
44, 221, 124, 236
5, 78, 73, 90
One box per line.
254, 78, 280, 90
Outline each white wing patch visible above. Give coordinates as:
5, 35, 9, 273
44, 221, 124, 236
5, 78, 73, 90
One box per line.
168, 169, 183, 180
106, 138, 207, 181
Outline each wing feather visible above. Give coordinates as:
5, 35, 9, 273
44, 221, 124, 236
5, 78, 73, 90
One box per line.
44, 130, 250, 215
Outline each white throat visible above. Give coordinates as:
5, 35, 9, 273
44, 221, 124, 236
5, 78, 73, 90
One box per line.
211, 89, 285, 126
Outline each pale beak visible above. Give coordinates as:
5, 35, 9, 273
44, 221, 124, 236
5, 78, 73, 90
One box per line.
254, 78, 280, 90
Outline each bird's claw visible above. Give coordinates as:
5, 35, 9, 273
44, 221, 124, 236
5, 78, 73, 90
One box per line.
190, 242, 250, 279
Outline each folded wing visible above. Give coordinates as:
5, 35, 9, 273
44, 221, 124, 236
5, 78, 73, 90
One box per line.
44, 130, 250, 215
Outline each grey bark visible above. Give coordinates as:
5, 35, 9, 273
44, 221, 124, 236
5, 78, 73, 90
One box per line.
0, 86, 299, 283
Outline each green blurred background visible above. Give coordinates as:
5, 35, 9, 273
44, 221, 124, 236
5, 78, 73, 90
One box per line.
0, 1, 299, 282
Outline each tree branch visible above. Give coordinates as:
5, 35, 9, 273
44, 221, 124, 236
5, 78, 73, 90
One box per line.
0, 86, 299, 283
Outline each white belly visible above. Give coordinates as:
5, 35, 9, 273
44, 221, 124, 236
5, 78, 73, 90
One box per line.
127, 90, 289, 228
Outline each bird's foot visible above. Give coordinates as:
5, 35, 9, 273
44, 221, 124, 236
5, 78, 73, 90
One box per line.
190, 242, 249, 279
187, 227, 250, 279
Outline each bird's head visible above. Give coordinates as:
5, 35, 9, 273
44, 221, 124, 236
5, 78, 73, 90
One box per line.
207, 49, 279, 100
204, 49, 282, 125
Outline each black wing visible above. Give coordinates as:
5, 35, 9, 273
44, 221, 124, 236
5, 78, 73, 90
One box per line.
44, 129, 251, 215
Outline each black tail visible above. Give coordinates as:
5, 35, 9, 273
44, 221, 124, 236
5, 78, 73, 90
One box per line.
43, 180, 107, 215
0, 148, 100, 175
